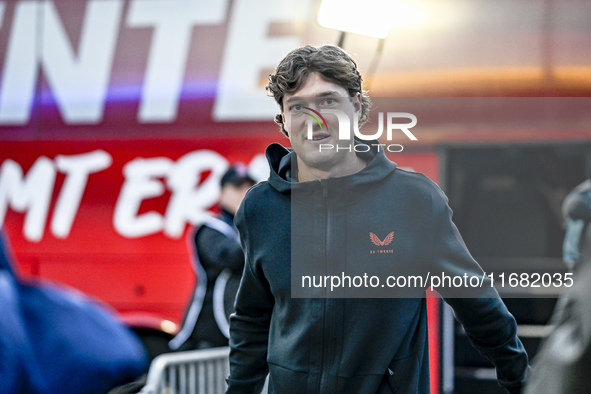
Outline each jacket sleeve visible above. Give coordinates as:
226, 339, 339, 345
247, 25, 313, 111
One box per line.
431, 191, 530, 393
195, 227, 244, 273
225, 199, 274, 393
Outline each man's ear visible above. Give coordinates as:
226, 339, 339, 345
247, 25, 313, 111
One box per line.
352, 92, 362, 113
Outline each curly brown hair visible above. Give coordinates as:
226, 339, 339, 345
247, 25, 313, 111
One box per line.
266, 44, 372, 137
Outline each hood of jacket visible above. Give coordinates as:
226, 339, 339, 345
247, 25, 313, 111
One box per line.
265, 140, 397, 196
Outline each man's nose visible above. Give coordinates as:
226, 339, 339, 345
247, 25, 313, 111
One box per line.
305, 117, 323, 132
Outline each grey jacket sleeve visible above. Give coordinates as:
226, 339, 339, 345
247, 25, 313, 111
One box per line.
225, 201, 274, 393
432, 194, 530, 393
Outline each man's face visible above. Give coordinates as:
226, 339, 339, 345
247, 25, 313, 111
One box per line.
282, 72, 361, 173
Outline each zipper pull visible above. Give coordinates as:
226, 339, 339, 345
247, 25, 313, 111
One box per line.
388, 368, 394, 376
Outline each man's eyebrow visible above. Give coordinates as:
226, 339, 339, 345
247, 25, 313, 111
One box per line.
316, 91, 344, 98
285, 97, 303, 105
285, 91, 346, 104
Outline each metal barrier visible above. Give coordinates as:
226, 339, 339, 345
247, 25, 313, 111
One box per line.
140, 347, 231, 394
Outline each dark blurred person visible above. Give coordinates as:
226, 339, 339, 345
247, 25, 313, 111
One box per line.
169, 164, 256, 351
562, 178, 591, 271
524, 178, 591, 393
0, 233, 148, 394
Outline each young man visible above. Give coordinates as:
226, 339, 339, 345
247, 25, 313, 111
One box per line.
227, 44, 529, 393
169, 164, 255, 351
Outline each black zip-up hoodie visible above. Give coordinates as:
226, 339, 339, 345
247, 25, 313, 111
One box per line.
227, 142, 529, 393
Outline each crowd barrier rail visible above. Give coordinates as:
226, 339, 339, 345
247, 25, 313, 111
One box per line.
140, 347, 231, 394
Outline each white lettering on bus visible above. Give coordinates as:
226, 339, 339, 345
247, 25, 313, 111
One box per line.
52, 151, 112, 238
0, 0, 309, 124
163, 150, 227, 237
0, 157, 56, 242
114, 157, 173, 238
0, 1, 38, 124
0, 0, 123, 124
113, 150, 228, 238
0, 150, 112, 242
1, 151, 266, 241
127, 0, 228, 122
213, 0, 308, 121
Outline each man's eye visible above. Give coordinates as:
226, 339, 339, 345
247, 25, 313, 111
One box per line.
321, 98, 336, 106
291, 104, 302, 112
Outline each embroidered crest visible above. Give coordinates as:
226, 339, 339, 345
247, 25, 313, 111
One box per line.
369, 232, 394, 246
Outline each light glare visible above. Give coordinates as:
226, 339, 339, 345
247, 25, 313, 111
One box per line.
317, 0, 432, 38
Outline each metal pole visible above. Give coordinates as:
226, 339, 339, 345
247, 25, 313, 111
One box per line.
337, 31, 346, 48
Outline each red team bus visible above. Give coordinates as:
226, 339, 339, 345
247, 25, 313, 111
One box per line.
1, 1, 590, 392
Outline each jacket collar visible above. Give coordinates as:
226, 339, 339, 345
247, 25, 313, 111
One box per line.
266, 140, 397, 194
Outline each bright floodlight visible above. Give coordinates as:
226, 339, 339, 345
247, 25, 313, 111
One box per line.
317, 0, 396, 39
318, 0, 430, 39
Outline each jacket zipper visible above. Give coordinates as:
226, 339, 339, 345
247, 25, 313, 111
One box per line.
318, 180, 331, 393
